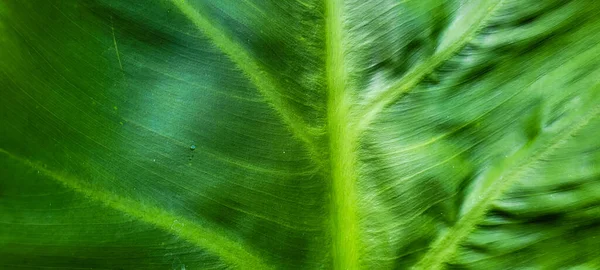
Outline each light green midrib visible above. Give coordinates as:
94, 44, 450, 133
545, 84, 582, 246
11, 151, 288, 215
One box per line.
356, 0, 504, 133
168, 0, 325, 166
413, 103, 600, 270
0, 148, 272, 270
325, 0, 360, 269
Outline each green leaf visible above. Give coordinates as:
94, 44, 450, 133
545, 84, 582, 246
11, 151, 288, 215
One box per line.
1, 0, 600, 269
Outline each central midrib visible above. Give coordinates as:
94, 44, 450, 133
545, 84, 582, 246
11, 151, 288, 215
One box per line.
325, 0, 360, 269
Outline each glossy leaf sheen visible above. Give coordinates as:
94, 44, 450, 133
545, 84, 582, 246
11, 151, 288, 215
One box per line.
1, 0, 600, 269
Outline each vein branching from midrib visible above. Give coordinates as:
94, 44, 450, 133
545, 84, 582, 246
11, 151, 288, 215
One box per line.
0, 148, 272, 270
326, 0, 360, 269
355, 0, 504, 133
413, 103, 600, 270
169, 0, 325, 166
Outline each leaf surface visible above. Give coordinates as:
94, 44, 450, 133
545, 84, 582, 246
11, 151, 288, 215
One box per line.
1, 0, 600, 269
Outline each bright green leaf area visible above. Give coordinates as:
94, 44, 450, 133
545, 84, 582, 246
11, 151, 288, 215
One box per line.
2, 0, 600, 269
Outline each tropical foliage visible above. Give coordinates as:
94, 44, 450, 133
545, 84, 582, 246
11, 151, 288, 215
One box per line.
1, 0, 600, 269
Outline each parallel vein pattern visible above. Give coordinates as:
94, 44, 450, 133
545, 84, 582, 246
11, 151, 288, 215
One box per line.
356, 0, 504, 133
169, 0, 323, 164
414, 101, 600, 270
0, 148, 272, 270
3, 0, 600, 269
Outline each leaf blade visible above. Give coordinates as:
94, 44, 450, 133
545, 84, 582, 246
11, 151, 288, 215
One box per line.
0, 148, 273, 270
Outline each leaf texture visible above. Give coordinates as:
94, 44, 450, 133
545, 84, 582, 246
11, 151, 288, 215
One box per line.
1, 0, 600, 269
